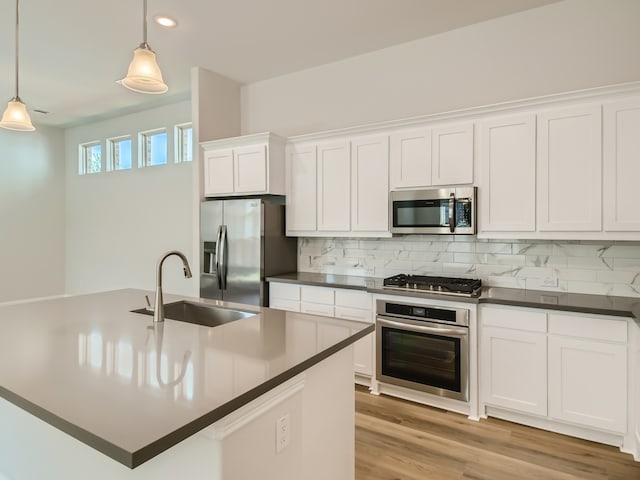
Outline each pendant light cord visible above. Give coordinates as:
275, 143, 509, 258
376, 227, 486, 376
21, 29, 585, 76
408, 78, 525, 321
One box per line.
14, 0, 20, 99
142, 0, 148, 48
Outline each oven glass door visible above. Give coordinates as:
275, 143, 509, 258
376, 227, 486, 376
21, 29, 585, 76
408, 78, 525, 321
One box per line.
376, 317, 468, 401
392, 199, 450, 229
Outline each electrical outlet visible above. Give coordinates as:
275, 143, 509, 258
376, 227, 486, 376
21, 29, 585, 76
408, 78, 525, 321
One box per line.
541, 277, 558, 287
276, 413, 290, 454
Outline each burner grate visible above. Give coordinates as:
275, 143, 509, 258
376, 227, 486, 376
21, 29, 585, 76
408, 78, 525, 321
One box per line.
383, 274, 482, 296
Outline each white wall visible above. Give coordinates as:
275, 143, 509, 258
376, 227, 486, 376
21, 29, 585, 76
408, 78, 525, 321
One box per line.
190, 67, 242, 279
241, 0, 640, 136
64, 101, 195, 297
0, 125, 66, 302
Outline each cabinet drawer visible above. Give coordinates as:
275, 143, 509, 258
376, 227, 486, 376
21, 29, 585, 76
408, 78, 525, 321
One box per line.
480, 306, 547, 332
269, 282, 300, 301
269, 298, 300, 312
301, 286, 334, 305
334, 306, 372, 324
548, 313, 627, 343
300, 302, 334, 317
334, 289, 371, 310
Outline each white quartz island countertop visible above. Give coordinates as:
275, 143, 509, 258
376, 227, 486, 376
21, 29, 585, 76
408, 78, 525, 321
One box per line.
0, 289, 373, 471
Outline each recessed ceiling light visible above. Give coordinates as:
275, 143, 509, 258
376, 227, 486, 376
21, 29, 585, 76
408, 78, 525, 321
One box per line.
153, 15, 177, 27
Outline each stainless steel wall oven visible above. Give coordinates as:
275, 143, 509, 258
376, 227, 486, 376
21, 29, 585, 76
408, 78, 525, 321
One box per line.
376, 299, 470, 401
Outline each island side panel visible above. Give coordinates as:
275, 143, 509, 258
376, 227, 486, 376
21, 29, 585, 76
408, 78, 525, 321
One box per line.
302, 346, 355, 480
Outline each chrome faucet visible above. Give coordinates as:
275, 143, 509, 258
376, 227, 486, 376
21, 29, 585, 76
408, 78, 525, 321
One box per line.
154, 250, 192, 323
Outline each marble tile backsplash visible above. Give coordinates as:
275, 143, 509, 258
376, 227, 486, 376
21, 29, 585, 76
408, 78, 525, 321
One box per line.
297, 236, 640, 298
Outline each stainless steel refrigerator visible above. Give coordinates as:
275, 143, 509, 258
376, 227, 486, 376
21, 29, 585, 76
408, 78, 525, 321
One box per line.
200, 197, 297, 306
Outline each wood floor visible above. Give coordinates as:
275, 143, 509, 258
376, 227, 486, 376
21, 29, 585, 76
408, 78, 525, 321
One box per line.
354, 385, 640, 480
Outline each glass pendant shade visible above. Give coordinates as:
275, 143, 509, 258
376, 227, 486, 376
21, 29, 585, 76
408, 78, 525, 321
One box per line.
0, 97, 35, 131
1, 0, 35, 132
121, 44, 168, 94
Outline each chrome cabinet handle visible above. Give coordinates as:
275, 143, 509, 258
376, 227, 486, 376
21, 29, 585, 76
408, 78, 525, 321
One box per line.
449, 193, 455, 233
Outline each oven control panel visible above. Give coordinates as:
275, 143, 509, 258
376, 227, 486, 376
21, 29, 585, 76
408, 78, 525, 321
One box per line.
378, 300, 469, 327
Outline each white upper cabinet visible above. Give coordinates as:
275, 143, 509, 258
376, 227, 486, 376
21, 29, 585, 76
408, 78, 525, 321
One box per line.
203, 149, 234, 196
537, 104, 602, 232
478, 113, 536, 232
287, 134, 391, 237
389, 123, 473, 189
279, 85, 640, 240
201, 133, 285, 197
351, 135, 389, 233
603, 97, 640, 231
233, 145, 267, 193
389, 128, 431, 189
432, 122, 474, 185
317, 141, 351, 232
286, 144, 317, 233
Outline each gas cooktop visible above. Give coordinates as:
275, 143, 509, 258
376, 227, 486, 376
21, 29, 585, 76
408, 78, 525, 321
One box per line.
382, 274, 482, 297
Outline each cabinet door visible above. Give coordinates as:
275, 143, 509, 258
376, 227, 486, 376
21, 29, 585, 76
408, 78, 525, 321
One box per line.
480, 326, 547, 416
269, 282, 301, 312
286, 145, 317, 232
389, 128, 431, 189
537, 105, 602, 231
478, 114, 536, 232
603, 98, 640, 231
548, 336, 627, 433
317, 141, 350, 232
204, 149, 234, 195
351, 135, 389, 232
234, 145, 267, 193
432, 123, 474, 185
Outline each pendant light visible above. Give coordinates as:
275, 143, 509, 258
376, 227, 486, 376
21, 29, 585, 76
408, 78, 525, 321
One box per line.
0, 0, 35, 132
120, 0, 168, 94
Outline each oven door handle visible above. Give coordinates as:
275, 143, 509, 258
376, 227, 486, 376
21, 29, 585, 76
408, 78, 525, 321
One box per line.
377, 317, 468, 337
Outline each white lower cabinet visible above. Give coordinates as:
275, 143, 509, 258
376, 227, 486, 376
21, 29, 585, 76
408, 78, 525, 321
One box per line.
481, 326, 547, 416
269, 282, 374, 378
548, 313, 628, 433
480, 305, 629, 435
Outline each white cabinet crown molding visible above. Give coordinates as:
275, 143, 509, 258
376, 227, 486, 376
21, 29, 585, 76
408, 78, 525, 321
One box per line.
201, 132, 286, 151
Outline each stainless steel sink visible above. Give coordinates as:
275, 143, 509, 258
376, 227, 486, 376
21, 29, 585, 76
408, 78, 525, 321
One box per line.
132, 300, 256, 327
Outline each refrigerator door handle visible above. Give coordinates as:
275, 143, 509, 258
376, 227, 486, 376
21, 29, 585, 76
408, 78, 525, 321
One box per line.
215, 225, 223, 289
220, 225, 228, 290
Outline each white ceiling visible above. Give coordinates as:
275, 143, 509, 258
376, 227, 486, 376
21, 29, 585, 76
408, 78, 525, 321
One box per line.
0, 0, 560, 127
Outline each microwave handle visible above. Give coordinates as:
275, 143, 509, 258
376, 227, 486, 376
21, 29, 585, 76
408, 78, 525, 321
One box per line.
449, 193, 455, 233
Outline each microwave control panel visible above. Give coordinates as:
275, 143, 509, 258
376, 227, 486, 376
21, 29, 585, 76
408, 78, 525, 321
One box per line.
455, 199, 472, 228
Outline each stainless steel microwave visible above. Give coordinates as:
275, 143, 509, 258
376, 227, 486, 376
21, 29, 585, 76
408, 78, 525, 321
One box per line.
390, 186, 477, 235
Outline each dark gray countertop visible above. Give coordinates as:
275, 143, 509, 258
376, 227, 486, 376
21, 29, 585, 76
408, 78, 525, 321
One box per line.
267, 272, 640, 321
0, 289, 374, 468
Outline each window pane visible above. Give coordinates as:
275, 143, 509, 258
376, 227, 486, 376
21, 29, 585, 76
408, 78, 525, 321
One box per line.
109, 138, 132, 171
142, 131, 168, 167
177, 126, 193, 163
81, 143, 102, 174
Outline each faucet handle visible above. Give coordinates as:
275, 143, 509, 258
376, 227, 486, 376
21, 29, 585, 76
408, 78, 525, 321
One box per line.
145, 295, 154, 311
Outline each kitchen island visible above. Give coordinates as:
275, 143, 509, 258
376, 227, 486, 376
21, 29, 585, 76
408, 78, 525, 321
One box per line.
0, 289, 373, 480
